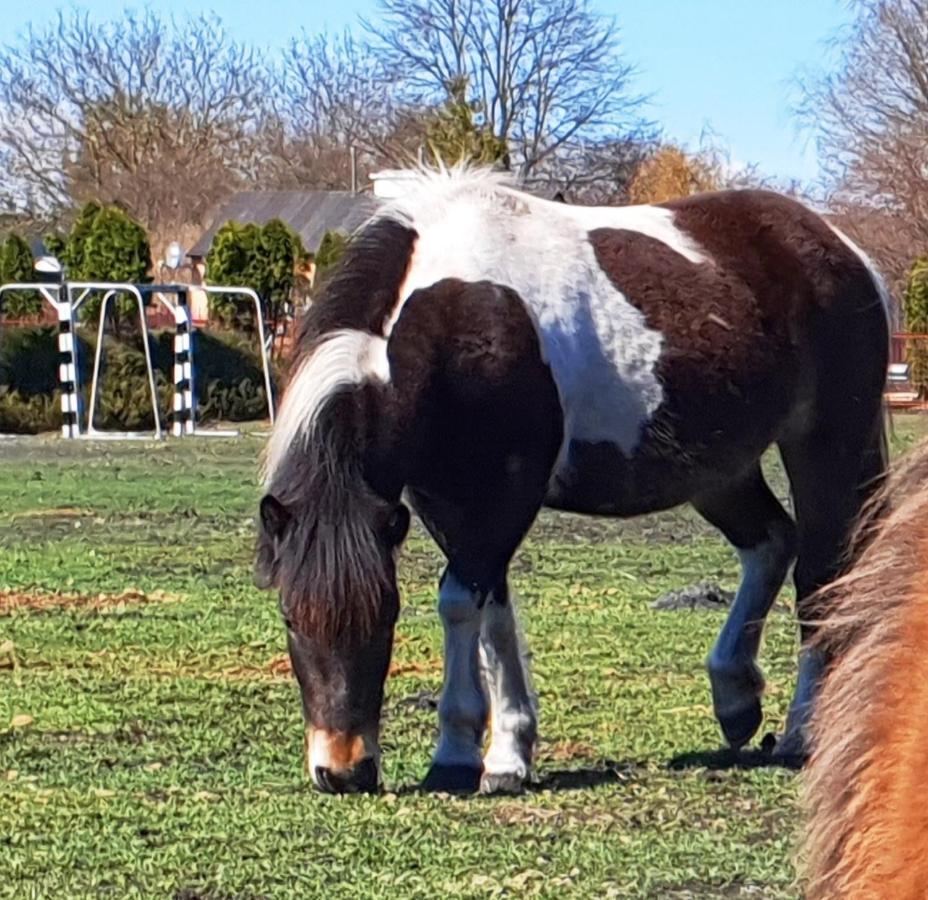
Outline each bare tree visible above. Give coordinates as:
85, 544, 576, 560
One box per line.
797, 0, 928, 288
0, 10, 273, 239
272, 31, 428, 190
362, 0, 649, 180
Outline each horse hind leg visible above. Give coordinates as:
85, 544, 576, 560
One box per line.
776, 412, 887, 761
693, 467, 797, 749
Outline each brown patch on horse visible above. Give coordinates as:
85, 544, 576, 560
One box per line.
803, 441, 928, 899
0, 589, 181, 615
578, 189, 887, 535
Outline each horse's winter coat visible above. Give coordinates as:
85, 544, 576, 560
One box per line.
257, 168, 889, 794
803, 441, 928, 900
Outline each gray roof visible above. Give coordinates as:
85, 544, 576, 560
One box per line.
188, 190, 379, 258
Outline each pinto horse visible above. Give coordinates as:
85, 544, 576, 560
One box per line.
803, 441, 928, 899
256, 168, 889, 795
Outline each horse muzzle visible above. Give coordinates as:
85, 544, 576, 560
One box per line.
305, 727, 381, 794
314, 757, 380, 794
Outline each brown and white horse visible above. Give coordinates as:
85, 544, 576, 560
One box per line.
803, 441, 928, 899
255, 168, 889, 794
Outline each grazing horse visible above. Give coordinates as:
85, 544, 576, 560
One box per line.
255, 167, 889, 795
803, 441, 928, 899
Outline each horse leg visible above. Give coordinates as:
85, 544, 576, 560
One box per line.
693, 466, 797, 749
479, 579, 537, 794
777, 416, 886, 761
420, 566, 489, 793
412, 489, 548, 795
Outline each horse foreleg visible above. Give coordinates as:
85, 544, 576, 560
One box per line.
479, 581, 536, 794
422, 569, 488, 793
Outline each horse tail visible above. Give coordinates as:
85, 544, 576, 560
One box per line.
803, 442, 928, 898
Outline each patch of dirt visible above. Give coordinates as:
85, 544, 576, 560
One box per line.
651, 580, 792, 614
651, 580, 735, 612
12, 507, 94, 520
0, 589, 183, 616
219, 652, 441, 682
389, 657, 442, 677
538, 739, 599, 762
207, 655, 292, 682
396, 689, 439, 711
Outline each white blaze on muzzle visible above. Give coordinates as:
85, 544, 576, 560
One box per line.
304, 727, 381, 787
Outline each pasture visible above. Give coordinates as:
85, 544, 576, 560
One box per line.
1, 416, 926, 898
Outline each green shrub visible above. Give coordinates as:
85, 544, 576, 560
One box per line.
62, 202, 102, 278
904, 255, 928, 399
425, 76, 507, 167
0, 324, 274, 433
43, 232, 66, 260
0, 326, 67, 394
91, 339, 172, 432
206, 218, 305, 332
61, 203, 152, 331
315, 229, 348, 276
0, 386, 62, 434
0, 233, 40, 317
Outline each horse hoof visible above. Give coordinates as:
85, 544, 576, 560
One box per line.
480, 771, 527, 795
719, 699, 763, 749
768, 731, 809, 769
421, 764, 482, 794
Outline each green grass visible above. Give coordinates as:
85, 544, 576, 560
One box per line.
1, 416, 926, 899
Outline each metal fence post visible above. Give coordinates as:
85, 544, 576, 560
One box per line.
56, 292, 82, 439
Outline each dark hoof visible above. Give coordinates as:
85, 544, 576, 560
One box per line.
719, 700, 763, 749
762, 732, 808, 770
480, 771, 527, 795
421, 763, 482, 794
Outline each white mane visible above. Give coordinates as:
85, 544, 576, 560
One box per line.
261, 330, 389, 486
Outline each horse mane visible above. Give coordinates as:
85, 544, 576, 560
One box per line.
263, 393, 394, 643
258, 214, 416, 644
803, 438, 928, 898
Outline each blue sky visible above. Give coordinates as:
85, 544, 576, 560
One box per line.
1, 1, 850, 185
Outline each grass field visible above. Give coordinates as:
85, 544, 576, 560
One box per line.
2, 416, 926, 899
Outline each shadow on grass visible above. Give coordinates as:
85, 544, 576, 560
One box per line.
389, 760, 638, 797
669, 745, 804, 772
529, 761, 635, 791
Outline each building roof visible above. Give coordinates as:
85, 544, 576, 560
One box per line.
187, 190, 379, 258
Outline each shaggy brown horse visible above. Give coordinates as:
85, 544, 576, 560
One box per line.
256, 168, 889, 794
804, 440, 928, 899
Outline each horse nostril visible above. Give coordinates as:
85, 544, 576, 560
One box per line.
314, 758, 379, 794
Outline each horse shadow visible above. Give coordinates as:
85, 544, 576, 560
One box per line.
392, 750, 799, 798
668, 744, 804, 772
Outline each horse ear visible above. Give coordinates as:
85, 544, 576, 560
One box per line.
260, 494, 292, 540
385, 503, 410, 548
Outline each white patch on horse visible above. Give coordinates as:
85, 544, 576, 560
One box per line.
558, 202, 709, 265
305, 727, 380, 786
433, 572, 488, 771
479, 589, 537, 788
376, 166, 710, 456
262, 329, 389, 485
